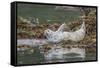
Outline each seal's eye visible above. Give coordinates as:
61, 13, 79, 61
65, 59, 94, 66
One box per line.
47, 30, 50, 32
47, 30, 49, 33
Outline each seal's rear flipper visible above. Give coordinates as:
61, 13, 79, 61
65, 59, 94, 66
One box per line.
57, 23, 71, 32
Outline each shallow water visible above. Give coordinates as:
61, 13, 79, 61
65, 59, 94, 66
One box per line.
17, 39, 96, 65
17, 4, 81, 24
17, 39, 48, 47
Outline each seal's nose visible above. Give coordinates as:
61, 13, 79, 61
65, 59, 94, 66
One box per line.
44, 31, 48, 37
44, 35, 47, 38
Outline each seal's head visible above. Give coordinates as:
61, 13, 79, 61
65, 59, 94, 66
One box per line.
44, 29, 54, 38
